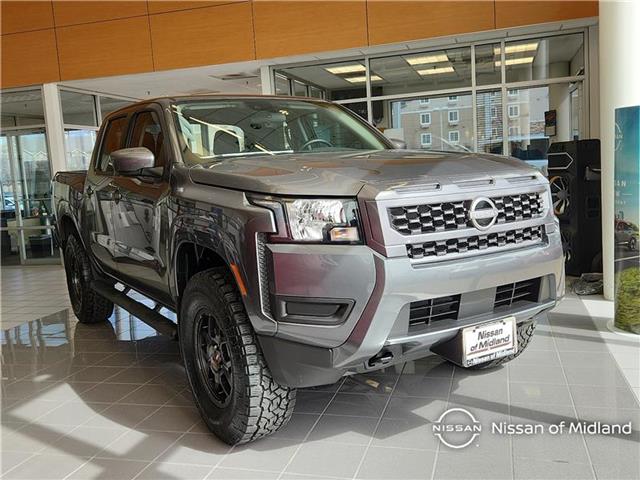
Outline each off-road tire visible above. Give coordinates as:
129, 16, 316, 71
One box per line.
63, 235, 114, 323
179, 267, 296, 445
466, 320, 536, 370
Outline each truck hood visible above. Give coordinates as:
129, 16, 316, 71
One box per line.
188, 150, 541, 197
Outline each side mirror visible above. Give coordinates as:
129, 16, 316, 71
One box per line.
112, 147, 155, 175
388, 138, 407, 150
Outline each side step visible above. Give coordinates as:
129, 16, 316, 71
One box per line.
92, 281, 177, 339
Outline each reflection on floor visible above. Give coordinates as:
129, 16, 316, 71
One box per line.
1, 266, 639, 480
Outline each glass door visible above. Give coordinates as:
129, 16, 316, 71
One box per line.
0, 129, 58, 265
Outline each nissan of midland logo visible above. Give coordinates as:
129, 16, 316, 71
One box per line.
432, 408, 482, 449
469, 197, 499, 230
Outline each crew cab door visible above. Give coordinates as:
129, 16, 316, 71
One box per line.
111, 107, 172, 304
83, 114, 129, 276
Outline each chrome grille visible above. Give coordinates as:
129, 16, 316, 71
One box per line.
407, 226, 544, 260
389, 192, 544, 235
494, 278, 541, 309
409, 294, 461, 328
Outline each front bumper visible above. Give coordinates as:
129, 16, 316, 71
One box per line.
256, 228, 564, 388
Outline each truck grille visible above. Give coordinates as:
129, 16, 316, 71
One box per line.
409, 294, 461, 327
389, 192, 544, 235
407, 225, 544, 260
494, 278, 541, 309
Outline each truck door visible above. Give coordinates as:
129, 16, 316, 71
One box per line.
83, 115, 129, 276
111, 108, 172, 305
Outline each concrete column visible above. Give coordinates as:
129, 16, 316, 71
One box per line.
42, 83, 67, 175
599, 0, 640, 300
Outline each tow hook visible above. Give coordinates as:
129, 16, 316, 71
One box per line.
368, 350, 393, 368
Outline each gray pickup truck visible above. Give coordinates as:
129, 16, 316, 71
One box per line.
53, 95, 564, 445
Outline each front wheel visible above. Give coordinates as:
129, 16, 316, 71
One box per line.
465, 320, 536, 370
179, 267, 296, 445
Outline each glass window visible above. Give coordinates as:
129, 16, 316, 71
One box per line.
293, 80, 307, 96
419, 98, 430, 106
1, 89, 45, 127
448, 96, 458, 102
61, 90, 97, 126
309, 86, 324, 99
475, 43, 502, 86
420, 112, 431, 126
97, 116, 128, 173
448, 110, 459, 124
504, 33, 584, 83
507, 83, 583, 171
448, 130, 460, 143
476, 90, 503, 155
171, 99, 388, 164
64, 129, 97, 170
277, 60, 368, 101
373, 93, 473, 152
508, 104, 520, 118
421, 133, 432, 146
274, 73, 291, 95
370, 47, 472, 97
129, 111, 166, 169
99, 96, 133, 120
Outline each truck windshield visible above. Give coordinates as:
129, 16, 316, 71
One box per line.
171, 98, 389, 163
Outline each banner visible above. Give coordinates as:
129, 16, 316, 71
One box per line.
614, 106, 640, 333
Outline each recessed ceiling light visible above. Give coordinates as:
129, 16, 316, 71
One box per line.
494, 43, 539, 55
416, 66, 455, 75
325, 64, 366, 74
406, 54, 449, 65
344, 74, 383, 83
495, 57, 535, 67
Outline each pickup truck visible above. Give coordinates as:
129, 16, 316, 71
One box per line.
53, 95, 564, 445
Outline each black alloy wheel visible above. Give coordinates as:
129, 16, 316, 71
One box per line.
194, 309, 233, 408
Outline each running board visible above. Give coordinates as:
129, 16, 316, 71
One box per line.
92, 281, 177, 339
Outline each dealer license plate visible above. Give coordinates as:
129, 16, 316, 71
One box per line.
462, 317, 517, 367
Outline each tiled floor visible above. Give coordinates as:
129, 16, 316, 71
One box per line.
1, 265, 639, 480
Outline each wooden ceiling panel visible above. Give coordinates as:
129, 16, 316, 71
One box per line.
1, 29, 60, 87
56, 16, 154, 80
1, 1, 54, 34
368, 1, 495, 46
147, 1, 242, 14
253, 1, 367, 58
52, 1, 148, 27
495, 1, 598, 29
149, 2, 255, 71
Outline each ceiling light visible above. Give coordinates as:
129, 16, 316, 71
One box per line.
495, 57, 535, 67
344, 74, 383, 83
417, 66, 455, 75
325, 64, 366, 74
494, 43, 539, 55
406, 53, 449, 65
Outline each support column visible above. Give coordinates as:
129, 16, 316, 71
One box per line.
42, 83, 67, 176
599, 0, 640, 300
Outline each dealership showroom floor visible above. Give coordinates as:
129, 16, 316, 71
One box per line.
1, 265, 638, 480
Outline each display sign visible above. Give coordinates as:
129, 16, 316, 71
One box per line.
462, 317, 516, 367
614, 105, 640, 333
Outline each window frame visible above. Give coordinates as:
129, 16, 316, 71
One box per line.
420, 132, 432, 146
448, 130, 460, 144
508, 104, 520, 118
125, 109, 169, 177
448, 110, 459, 124
420, 112, 432, 127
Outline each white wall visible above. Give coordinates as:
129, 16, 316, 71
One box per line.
599, 0, 640, 299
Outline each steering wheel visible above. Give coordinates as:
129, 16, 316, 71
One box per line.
300, 138, 333, 151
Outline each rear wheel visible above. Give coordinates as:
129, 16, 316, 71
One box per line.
179, 267, 296, 445
63, 235, 114, 323
465, 320, 536, 370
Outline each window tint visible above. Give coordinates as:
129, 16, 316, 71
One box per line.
97, 116, 128, 173
129, 111, 166, 169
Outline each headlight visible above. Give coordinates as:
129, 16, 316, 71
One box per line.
249, 195, 362, 244
284, 198, 360, 243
